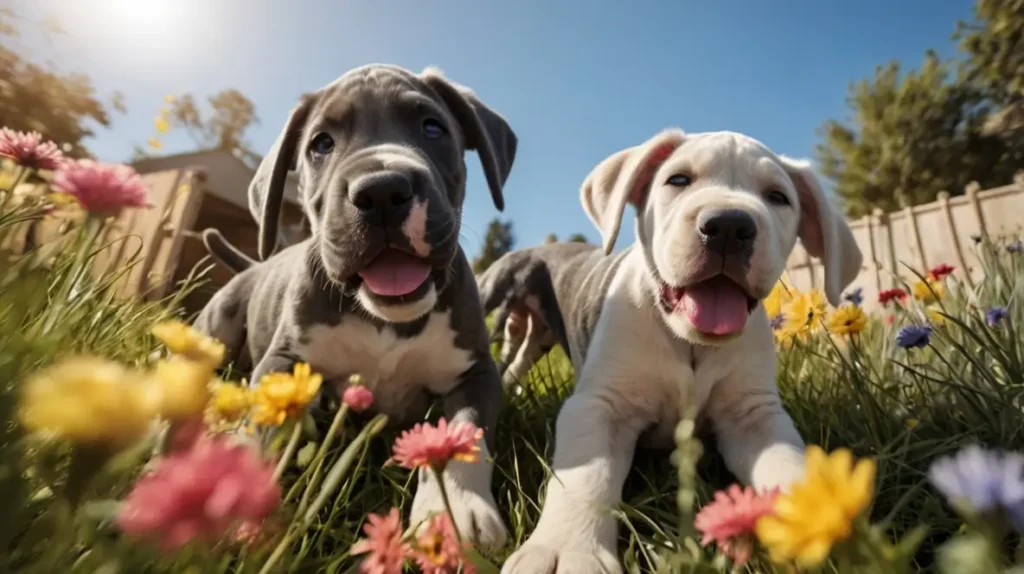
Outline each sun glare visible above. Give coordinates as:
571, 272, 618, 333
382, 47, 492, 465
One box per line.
100, 0, 174, 29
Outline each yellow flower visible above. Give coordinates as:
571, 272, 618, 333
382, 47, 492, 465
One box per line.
163, 94, 176, 104
826, 305, 868, 336
927, 308, 946, 326
19, 356, 158, 447
904, 418, 920, 429
764, 279, 795, 319
252, 363, 323, 426
149, 356, 213, 421
154, 115, 170, 134
147, 137, 163, 150
151, 320, 225, 367
912, 279, 943, 304
209, 381, 252, 423
781, 289, 828, 335
755, 446, 876, 567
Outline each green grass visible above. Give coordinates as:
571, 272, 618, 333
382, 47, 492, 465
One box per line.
3, 173, 1024, 572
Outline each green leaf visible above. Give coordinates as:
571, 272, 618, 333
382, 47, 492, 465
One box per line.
296, 441, 317, 469
462, 547, 500, 574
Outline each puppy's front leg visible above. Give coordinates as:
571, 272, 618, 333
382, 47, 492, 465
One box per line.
502, 392, 642, 574
410, 356, 508, 551
704, 344, 806, 492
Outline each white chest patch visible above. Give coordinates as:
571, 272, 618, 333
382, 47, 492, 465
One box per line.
299, 310, 474, 420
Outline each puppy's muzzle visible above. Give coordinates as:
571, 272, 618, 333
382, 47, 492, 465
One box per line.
697, 208, 756, 262
349, 170, 415, 227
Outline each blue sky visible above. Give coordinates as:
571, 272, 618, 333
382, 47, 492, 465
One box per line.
13, 0, 974, 255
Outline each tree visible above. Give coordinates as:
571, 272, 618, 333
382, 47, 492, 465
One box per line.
0, 9, 123, 158
956, 0, 1024, 147
815, 51, 1013, 217
169, 89, 261, 168
472, 219, 514, 274
543, 233, 558, 244
567, 233, 589, 243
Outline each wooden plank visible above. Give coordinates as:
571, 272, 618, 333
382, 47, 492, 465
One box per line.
141, 171, 208, 300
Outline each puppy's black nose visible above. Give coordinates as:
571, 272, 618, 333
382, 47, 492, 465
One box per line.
698, 209, 757, 255
349, 171, 414, 225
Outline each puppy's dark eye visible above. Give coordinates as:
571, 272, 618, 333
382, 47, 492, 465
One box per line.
666, 174, 692, 187
310, 133, 334, 155
422, 118, 447, 140
766, 190, 790, 206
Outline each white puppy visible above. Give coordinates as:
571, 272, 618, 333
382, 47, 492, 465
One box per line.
478, 130, 862, 573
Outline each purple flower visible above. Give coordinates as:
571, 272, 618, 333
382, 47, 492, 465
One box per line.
986, 307, 1009, 328
929, 445, 1024, 532
770, 314, 784, 331
895, 325, 931, 349
843, 287, 864, 307
1008, 240, 1024, 254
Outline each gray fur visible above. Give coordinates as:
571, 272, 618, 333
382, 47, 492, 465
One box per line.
193, 64, 517, 548
478, 241, 622, 371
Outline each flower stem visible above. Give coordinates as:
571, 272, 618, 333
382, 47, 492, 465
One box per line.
295, 404, 349, 514
259, 414, 387, 574
431, 464, 463, 543
40, 215, 101, 335
272, 421, 303, 482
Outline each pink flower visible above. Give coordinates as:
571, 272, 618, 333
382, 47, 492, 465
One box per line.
117, 433, 281, 551
351, 508, 409, 574
694, 484, 779, 565
391, 418, 483, 471
53, 159, 149, 216
409, 513, 475, 574
344, 385, 374, 412
0, 128, 64, 170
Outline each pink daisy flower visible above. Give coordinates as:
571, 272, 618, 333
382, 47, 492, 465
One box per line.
343, 385, 374, 412
694, 484, 779, 565
409, 513, 476, 574
117, 433, 281, 551
351, 508, 409, 574
391, 418, 484, 472
53, 159, 150, 217
0, 128, 65, 170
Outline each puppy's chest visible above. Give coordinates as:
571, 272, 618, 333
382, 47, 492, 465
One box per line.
299, 312, 473, 415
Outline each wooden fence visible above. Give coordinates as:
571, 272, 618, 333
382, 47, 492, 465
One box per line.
784, 172, 1024, 310
2, 167, 209, 301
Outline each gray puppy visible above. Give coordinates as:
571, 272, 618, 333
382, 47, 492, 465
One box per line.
193, 64, 516, 549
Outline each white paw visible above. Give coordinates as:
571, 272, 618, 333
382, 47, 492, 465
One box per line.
501, 542, 621, 574
408, 447, 508, 551
750, 442, 806, 492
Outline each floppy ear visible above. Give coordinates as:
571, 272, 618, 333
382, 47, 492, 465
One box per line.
780, 156, 863, 306
580, 129, 685, 255
249, 94, 316, 261
420, 68, 517, 211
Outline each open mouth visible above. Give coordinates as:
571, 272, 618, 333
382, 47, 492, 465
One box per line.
357, 248, 433, 298
660, 275, 758, 337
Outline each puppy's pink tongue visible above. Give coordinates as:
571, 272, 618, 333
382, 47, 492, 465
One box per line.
679, 276, 749, 336
358, 250, 431, 297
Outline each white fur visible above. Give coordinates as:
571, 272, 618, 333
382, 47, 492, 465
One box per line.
356, 284, 438, 324
409, 438, 507, 550
502, 131, 860, 574
300, 309, 507, 549
300, 310, 470, 417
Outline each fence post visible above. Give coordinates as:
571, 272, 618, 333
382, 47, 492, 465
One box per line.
877, 208, 897, 290
965, 181, 988, 241
865, 212, 882, 293
937, 191, 974, 287
903, 204, 928, 273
